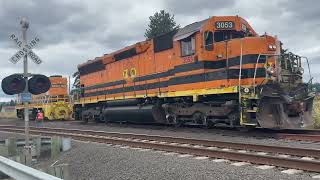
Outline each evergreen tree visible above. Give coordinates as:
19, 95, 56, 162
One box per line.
145, 10, 179, 39
9, 100, 15, 106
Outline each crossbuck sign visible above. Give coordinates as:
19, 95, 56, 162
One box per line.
9, 34, 42, 64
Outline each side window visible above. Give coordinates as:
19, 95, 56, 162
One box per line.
204, 31, 213, 51
181, 35, 195, 56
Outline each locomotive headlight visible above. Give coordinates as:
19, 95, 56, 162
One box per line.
298, 67, 304, 74
268, 44, 276, 51
244, 87, 250, 93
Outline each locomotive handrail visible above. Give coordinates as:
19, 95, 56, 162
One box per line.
238, 38, 243, 104
251, 53, 310, 93
252, 53, 280, 95
301, 56, 312, 85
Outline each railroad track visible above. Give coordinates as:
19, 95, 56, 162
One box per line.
0, 125, 319, 172
253, 128, 320, 142
50, 121, 320, 142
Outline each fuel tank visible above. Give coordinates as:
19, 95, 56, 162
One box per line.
102, 105, 156, 123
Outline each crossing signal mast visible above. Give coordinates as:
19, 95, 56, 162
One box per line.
2, 17, 51, 152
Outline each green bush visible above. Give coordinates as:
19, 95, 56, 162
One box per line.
313, 96, 320, 128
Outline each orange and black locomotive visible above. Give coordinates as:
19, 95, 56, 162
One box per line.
74, 16, 314, 129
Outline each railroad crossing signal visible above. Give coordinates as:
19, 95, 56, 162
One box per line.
9, 33, 42, 64
3, 18, 52, 150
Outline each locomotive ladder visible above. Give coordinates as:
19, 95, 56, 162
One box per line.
239, 42, 281, 126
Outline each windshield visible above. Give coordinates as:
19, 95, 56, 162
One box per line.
214, 30, 245, 42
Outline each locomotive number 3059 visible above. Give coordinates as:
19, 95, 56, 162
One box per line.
215, 21, 234, 29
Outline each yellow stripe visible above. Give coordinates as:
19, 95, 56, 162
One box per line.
75, 86, 243, 104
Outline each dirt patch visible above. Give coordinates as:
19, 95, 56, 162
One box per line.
0, 111, 17, 119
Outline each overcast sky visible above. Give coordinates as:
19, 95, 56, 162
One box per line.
0, 0, 319, 101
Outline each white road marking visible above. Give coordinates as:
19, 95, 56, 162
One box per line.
301, 157, 314, 161
221, 148, 231, 151
130, 147, 142, 150
281, 169, 303, 174
278, 154, 290, 158
178, 154, 193, 158
237, 150, 247, 153
149, 141, 158, 143
256, 152, 268, 155
312, 174, 320, 179
193, 156, 209, 160
206, 147, 218, 150
169, 142, 179, 145
231, 162, 250, 166
113, 145, 122, 147
193, 145, 203, 148
255, 165, 275, 170
140, 140, 149, 142
120, 146, 129, 149
212, 159, 229, 162
159, 141, 167, 144
180, 144, 191, 147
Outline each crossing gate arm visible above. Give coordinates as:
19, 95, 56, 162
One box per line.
0, 156, 62, 180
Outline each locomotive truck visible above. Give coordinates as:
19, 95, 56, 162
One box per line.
74, 16, 314, 129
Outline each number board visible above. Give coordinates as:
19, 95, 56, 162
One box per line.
215, 21, 235, 29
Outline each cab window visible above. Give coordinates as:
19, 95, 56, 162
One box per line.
181, 35, 195, 56
204, 31, 213, 51
214, 31, 245, 42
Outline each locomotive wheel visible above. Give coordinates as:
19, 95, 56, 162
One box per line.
174, 119, 184, 128
82, 113, 88, 124
104, 114, 111, 125
204, 121, 213, 129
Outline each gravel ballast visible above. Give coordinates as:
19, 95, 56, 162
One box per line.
40, 140, 319, 180
0, 130, 318, 180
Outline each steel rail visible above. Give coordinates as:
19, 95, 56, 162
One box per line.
0, 126, 319, 159
276, 133, 320, 142
0, 127, 320, 172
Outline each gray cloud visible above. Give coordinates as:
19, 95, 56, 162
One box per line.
165, 0, 236, 16
0, 1, 87, 47
0, 0, 320, 101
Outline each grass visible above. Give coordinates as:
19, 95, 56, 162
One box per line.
313, 96, 320, 129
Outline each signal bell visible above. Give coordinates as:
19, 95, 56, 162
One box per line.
28, 74, 51, 95
1, 74, 26, 95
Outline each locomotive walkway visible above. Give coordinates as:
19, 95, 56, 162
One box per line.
0, 125, 319, 173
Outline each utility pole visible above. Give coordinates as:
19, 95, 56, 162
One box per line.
20, 17, 30, 149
